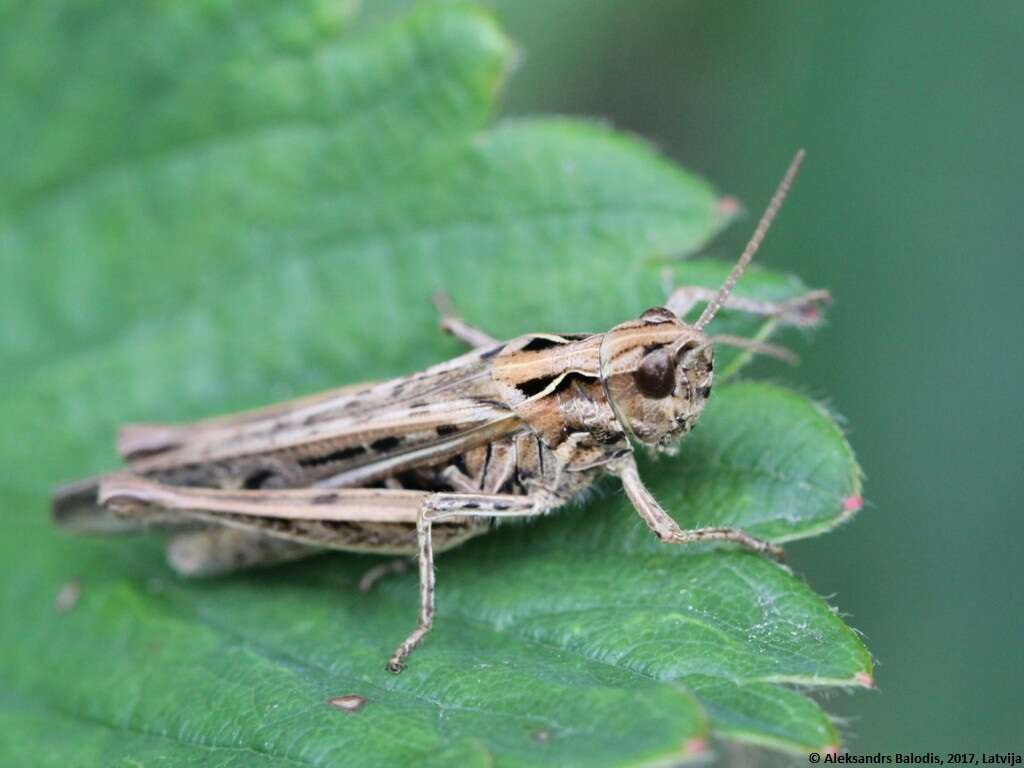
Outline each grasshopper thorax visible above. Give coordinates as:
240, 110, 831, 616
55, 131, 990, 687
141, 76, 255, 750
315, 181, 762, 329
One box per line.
599, 307, 713, 454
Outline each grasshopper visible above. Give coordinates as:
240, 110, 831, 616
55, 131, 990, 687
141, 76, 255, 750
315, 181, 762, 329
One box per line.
52, 151, 828, 672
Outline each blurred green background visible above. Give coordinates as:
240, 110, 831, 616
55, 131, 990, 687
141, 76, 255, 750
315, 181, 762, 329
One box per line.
479, 0, 1023, 754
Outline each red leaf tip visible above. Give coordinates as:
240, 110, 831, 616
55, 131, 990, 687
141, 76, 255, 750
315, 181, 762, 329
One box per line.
854, 672, 875, 688
684, 738, 708, 755
717, 196, 740, 217
843, 495, 863, 512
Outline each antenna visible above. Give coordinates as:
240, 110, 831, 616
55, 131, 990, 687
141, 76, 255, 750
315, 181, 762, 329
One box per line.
694, 149, 805, 331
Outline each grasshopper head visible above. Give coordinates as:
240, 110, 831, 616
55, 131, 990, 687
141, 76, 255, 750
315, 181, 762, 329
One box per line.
600, 150, 807, 454
599, 308, 713, 454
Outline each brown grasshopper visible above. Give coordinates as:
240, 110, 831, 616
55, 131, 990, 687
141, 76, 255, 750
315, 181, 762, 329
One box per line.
52, 151, 828, 672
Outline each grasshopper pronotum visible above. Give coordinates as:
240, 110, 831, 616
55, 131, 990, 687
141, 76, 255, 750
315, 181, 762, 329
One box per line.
52, 152, 828, 672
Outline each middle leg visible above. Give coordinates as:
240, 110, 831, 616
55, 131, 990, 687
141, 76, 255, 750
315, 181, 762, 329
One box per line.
359, 461, 489, 593
432, 292, 499, 349
386, 490, 551, 672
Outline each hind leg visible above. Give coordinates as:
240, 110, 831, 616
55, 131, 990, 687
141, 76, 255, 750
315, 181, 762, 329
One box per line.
358, 557, 412, 592
166, 528, 322, 577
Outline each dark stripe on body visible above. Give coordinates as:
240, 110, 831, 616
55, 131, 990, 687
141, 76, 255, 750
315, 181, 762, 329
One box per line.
521, 336, 566, 352
371, 436, 402, 452
299, 445, 366, 467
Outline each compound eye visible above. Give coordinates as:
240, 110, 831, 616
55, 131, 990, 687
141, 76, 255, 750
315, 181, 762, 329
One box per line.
634, 348, 675, 399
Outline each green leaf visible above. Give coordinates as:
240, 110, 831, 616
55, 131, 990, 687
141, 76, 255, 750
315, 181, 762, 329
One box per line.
0, 2, 869, 765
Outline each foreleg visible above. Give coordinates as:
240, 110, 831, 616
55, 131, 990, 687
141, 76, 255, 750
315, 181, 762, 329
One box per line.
663, 280, 830, 328
613, 456, 783, 559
